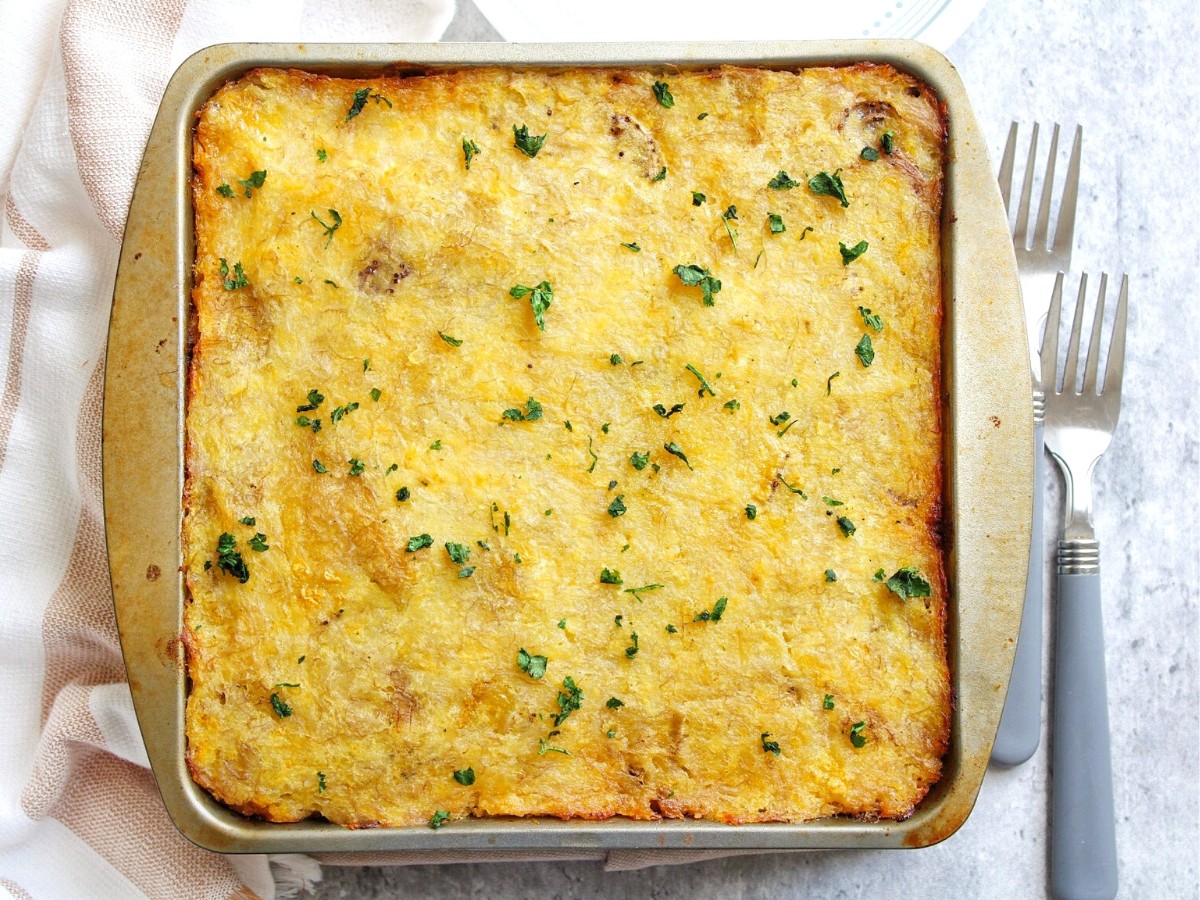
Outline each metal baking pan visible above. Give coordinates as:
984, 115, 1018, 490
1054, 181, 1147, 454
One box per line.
104, 40, 1030, 854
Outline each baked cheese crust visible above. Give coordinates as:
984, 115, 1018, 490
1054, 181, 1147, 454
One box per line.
184, 64, 948, 828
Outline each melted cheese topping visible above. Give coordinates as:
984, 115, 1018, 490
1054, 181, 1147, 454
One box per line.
184, 65, 948, 828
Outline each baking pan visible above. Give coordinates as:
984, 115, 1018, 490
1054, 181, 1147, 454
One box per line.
104, 40, 1030, 854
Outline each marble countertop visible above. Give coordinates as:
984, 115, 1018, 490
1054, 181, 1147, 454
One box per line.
311, 1, 1199, 896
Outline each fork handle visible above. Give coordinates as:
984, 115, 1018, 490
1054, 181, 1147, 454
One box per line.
992, 421, 1045, 765
1050, 565, 1117, 900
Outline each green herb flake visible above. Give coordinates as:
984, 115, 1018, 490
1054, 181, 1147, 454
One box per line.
538, 737, 571, 756
860, 146, 880, 162
606, 697, 625, 710
614, 615, 623, 628
745, 504, 757, 520
652, 80, 675, 108
216, 532, 249, 583
586, 436, 599, 473
439, 331, 463, 347
624, 583, 663, 601
429, 809, 451, 829
697, 112, 709, 120
769, 411, 791, 427
406, 533, 434, 552
312, 460, 327, 474
858, 306, 884, 332
370, 388, 382, 402
822, 496, 844, 507
558, 619, 567, 629
768, 170, 800, 190
808, 170, 849, 207
723, 398, 740, 413
823, 694, 835, 710
620, 241, 641, 252
513, 123, 547, 158
693, 596, 728, 623
624, 631, 639, 659
502, 396, 544, 423
453, 767, 476, 786
345, 88, 390, 122
825, 569, 837, 583
297, 389, 325, 412
430, 440, 443, 451
462, 138, 480, 170
239, 516, 256, 526
799, 225, 815, 241
652, 402, 685, 419
666, 624, 678, 633
761, 732, 782, 756
855, 334, 875, 367
630, 451, 650, 471
663, 442, 693, 471
850, 721, 868, 748
768, 212, 786, 234
564, 421, 574, 432
317, 771, 326, 791
553, 676, 584, 726
672, 264, 722, 306
885, 566, 933, 601
685, 363, 716, 397
218, 258, 249, 291
826, 372, 840, 395
607, 495, 627, 517
517, 648, 548, 680
881, 130, 896, 154
778, 475, 807, 499
652, 166, 667, 182
310, 209, 342, 248
215, 183, 234, 197
601, 422, 611, 434
237, 169, 267, 198
509, 281, 553, 331
446, 542, 471, 565
396, 486, 410, 502
874, 568, 886, 582
269, 693, 292, 718
330, 401, 359, 425
610, 353, 623, 366
840, 240, 869, 266
836, 516, 856, 537
317, 148, 328, 163
600, 568, 623, 585
721, 204, 739, 251
247, 533, 269, 552
692, 192, 706, 206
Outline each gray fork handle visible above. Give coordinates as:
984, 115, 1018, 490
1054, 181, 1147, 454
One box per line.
992, 422, 1045, 765
1050, 570, 1118, 900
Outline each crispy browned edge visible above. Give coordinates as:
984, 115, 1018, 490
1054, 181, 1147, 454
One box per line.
181, 62, 951, 827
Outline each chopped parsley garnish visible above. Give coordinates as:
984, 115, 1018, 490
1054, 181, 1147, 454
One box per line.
215, 183, 234, 197
330, 401, 359, 424
317, 148, 328, 162
453, 767, 476, 786
512, 123, 547, 158
827, 372, 840, 395
693, 596, 728, 622
296, 389, 324, 412
607, 495, 627, 517
345, 87, 390, 121
825, 569, 837, 583
216, 532, 249, 583
881, 130, 896, 154
840, 240, 869, 266
517, 648, 548, 680
874, 568, 886, 582
587, 436, 598, 473
768, 212, 786, 234
600, 568, 623, 585
502, 396, 544, 422
610, 354, 623, 366
652, 403, 685, 419
761, 732, 782, 756
430, 440, 443, 451
458, 567, 476, 579
269, 693, 292, 718
620, 241, 641, 252
237, 169, 266, 198
652, 80, 675, 108
446, 542, 471, 566
861, 146, 880, 161
294, 415, 321, 431
602, 422, 611, 434
318, 771, 326, 791
553, 676, 583, 726
312, 460, 327, 474
462, 138, 480, 170
858, 306, 884, 332
564, 421, 573, 431
666, 624, 678, 633
769, 411, 791, 427
606, 697, 625, 709
219, 258, 248, 290
723, 399, 740, 413
439, 331, 463, 347
855, 334, 875, 367
663, 442, 693, 470
672, 265, 721, 306
799, 225, 814, 240
558, 619, 567, 629
406, 533, 433, 552
768, 170, 800, 190
745, 504, 757, 520
885, 567, 933, 601
614, 615, 623, 627
692, 192, 706, 206
850, 722, 867, 748
239, 516, 256, 526
822, 496, 844, 507
537, 737, 570, 756
625, 632, 639, 658
823, 694, 835, 710
652, 166, 667, 182
310, 209, 342, 248
721, 205, 739, 251
370, 388, 382, 402
396, 486, 410, 502
247, 533, 269, 552
624, 583, 663, 601
685, 363, 716, 397
836, 516, 856, 537
509, 281, 553, 331
808, 170, 849, 207
630, 451, 650, 470
778, 475, 807, 499
429, 810, 451, 829
697, 112, 709, 120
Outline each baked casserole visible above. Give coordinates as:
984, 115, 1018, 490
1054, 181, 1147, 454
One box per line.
183, 64, 949, 828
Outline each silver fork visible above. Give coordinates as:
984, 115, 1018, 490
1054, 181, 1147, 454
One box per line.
992, 122, 1083, 766
1042, 271, 1126, 900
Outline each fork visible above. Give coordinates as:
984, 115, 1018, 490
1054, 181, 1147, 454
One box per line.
992, 122, 1083, 766
1042, 271, 1126, 900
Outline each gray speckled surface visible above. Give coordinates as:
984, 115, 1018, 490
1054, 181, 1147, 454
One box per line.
307, 0, 1199, 895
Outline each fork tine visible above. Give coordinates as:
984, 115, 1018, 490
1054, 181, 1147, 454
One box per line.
1081, 273, 1108, 394
1103, 274, 1129, 398
1013, 123, 1040, 250
1054, 125, 1083, 257
998, 122, 1019, 215
1061, 273, 1089, 395
1031, 123, 1060, 252
1041, 272, 1065, 389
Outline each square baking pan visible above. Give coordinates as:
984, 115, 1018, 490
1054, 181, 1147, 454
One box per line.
103, 40, 1030, 854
